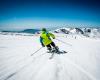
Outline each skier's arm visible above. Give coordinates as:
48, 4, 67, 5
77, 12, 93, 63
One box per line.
40, 36, 42, 43
49, 33, 55, 39
40, 36, 45, 47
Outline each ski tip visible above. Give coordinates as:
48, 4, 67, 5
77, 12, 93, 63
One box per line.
58, 51, 68, 54
64, 51, 67, 53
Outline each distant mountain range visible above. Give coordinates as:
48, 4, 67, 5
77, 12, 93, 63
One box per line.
53, 27, 100, 38
1, 29, 40, 34
0, 28, 100, 38
21, 29, 40, 34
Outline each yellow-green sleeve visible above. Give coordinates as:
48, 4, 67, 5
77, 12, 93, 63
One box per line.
48, 33, 55, 39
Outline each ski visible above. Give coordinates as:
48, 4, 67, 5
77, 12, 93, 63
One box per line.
58, 50, 67, 54
49, 50, 67, 59
49, 52, 55, 59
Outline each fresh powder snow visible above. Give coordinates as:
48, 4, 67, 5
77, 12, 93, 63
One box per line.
0, 32, 100, 80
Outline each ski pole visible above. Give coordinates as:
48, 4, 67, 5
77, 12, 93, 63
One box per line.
31, 47, 43, 56
55, 38, 72, 46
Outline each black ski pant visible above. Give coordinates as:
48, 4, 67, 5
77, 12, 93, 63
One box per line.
46, 42, 56, 50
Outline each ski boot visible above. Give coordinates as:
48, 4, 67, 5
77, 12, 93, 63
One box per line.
47, 47, 53, 53
53, 46, 60, 53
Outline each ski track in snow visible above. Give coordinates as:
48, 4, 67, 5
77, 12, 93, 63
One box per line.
0, 34, 100, 80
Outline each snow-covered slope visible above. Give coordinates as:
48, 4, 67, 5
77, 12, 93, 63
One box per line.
0, 33, 100, 80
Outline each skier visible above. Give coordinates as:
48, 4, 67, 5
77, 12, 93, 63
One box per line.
40, 28, 59, 53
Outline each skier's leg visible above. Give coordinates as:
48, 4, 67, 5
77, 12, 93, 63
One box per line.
50, 42, 56, 47
51, 42, 59, 52
46, 44, 52, 52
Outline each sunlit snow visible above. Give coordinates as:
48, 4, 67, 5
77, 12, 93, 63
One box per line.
0, 32, 100, 80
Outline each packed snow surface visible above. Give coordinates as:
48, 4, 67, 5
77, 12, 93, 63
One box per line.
0, 33, 100, 80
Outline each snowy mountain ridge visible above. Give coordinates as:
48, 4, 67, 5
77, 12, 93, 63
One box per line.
53, 27, 100, 38
0, 27, 100, 38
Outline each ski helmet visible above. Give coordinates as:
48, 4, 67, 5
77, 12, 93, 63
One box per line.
42, 28, 46, 32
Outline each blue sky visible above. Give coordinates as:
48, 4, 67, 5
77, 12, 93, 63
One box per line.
0, 0, 100, 30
